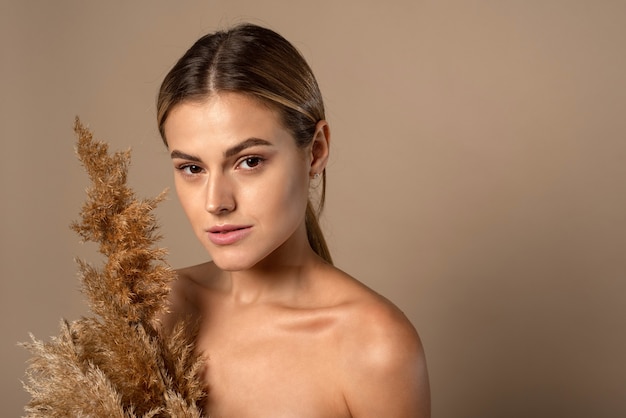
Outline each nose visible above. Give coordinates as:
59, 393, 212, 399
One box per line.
205, 172, 236, 215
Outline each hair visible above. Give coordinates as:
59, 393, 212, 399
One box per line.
157, 23, 332, 264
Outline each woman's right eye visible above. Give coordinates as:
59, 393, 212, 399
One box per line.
177, 164, 204, 175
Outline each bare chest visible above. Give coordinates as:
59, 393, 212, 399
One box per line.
196, 308, 350, 418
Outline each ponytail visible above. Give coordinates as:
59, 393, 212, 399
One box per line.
305, 171, 332, 264
305, 201, 332, 264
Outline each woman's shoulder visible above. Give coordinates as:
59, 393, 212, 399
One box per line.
324, 266, 430, 415
317, 263, 422, 352
342, 291, 424, 374
161, 261, 219, 330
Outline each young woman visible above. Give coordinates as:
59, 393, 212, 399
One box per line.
158, 23, 430, 417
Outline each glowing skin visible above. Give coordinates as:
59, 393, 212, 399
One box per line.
164, 92, 321, 272
161, 92, 430, 417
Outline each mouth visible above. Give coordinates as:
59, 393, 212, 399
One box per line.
208, 225, 251, 234
207, 225, 252, 245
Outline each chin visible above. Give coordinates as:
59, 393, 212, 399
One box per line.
198, 228, 302, 272
203, 246, 267, 272
206, 242, 300, 272
211, 259, 255, 272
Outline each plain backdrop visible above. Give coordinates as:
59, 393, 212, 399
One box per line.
2, 1, 625, 417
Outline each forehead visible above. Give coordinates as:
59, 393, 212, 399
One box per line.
163, 92, 291, 150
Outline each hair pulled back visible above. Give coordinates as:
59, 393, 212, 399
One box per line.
157, 23, 332, 264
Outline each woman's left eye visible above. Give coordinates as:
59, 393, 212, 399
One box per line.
238, 156, 264, 170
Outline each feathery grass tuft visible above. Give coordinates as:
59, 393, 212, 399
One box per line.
22, 118, 206, 417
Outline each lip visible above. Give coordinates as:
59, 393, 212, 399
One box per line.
207, 225, 253, 246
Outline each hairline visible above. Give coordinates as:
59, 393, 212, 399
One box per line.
160, 90, 314, 147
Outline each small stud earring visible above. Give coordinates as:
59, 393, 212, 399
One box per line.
312, 173, 320, 179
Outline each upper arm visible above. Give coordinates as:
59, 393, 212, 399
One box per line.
341, 304, 430, 418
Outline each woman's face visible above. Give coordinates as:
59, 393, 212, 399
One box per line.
163, 92, 316, 271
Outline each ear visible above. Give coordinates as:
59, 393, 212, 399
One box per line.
309, 120, 330, 177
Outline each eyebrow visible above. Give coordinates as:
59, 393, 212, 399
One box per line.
223, 137, 273, 158
170, 150, 202, 162
170, 137, 273, 161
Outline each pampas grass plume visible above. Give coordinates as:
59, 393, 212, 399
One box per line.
22, 118, 206, 417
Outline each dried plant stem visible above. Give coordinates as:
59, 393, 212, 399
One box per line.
22, 118, 206, 417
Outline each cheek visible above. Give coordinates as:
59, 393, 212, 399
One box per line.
272, 167, 309, 219
174, 180, 203, 223
241, 167, 309, 221
173, 178, 187, 208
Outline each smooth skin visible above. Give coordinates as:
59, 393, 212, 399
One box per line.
162, 92, 430, 417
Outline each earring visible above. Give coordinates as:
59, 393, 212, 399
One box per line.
312, 173, 320, 179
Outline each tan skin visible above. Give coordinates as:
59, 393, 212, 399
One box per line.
162, 92, 430, 417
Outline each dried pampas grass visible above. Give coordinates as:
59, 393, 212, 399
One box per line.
22, 118, 206, 417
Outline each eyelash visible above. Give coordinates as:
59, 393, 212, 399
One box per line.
237, 156, 265, 170
176, 164, 204, 177
175, 155, 266, 177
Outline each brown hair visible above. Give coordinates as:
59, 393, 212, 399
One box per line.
157, 23, 332, 264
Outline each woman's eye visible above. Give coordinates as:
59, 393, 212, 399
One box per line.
239, 157, 263, 170
178, 164, 203, 175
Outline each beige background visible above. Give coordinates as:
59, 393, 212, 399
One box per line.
2, 1, 625, 416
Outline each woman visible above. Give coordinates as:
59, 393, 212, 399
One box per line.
158, 23, 430, 417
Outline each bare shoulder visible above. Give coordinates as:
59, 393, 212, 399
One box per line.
160, 261, 218, 332
320, 265, 422, 347
325, 267, 430, 417
339, 279, 425, 370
